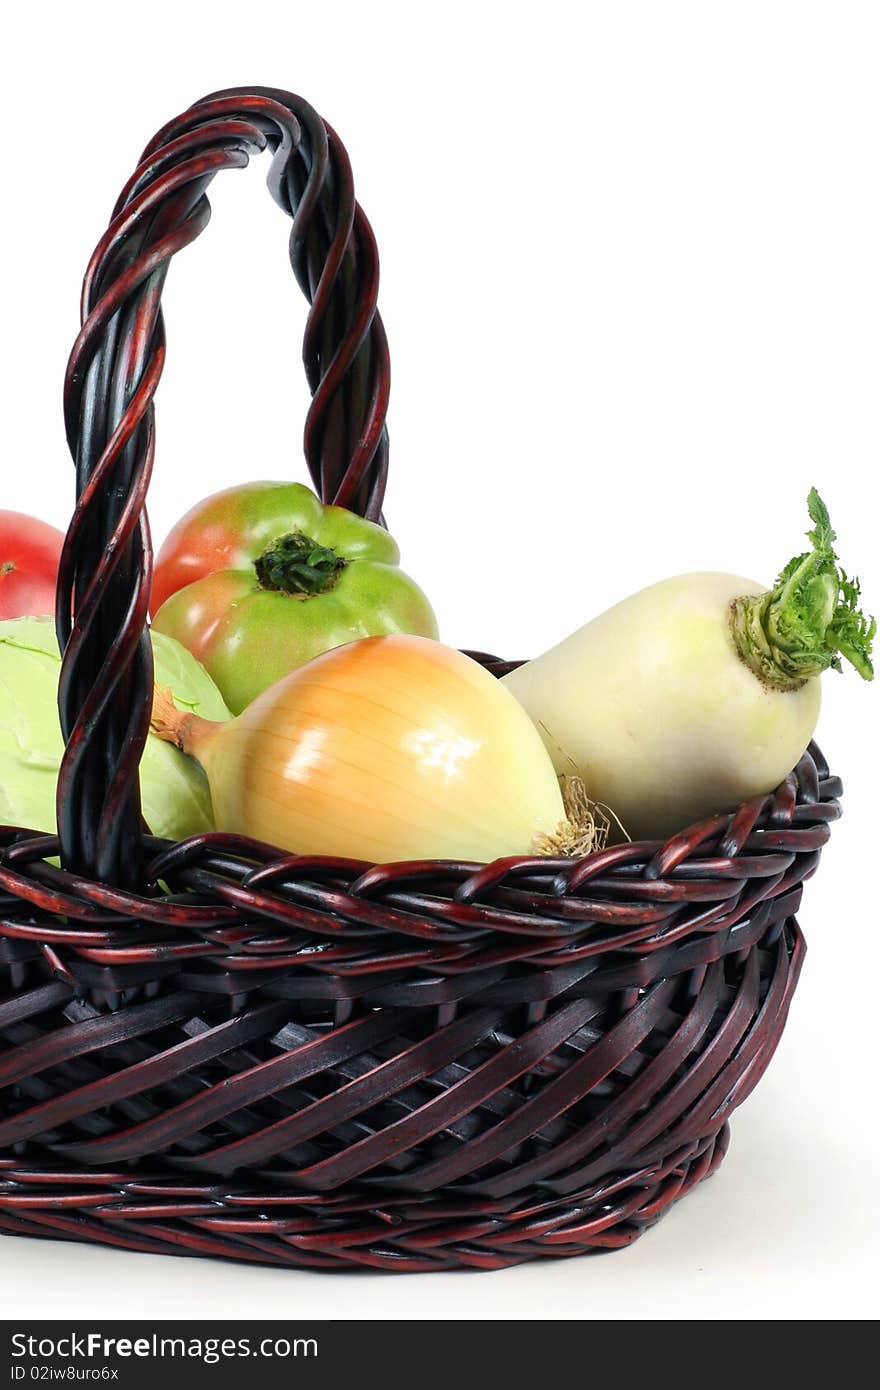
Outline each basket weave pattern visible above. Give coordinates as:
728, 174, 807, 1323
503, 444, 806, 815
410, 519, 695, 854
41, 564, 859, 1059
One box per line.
0, 89, 839, 1272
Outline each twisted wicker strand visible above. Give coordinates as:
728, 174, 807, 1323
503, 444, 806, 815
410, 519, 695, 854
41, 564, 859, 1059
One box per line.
56, 90, 391, 887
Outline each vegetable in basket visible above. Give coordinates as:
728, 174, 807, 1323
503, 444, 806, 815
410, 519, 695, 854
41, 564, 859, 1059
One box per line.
504, 491, 874, 840
0, 512, 63, 619
150, 634, 601, 864
0, 617, 230, 840
151, 481, 439, 713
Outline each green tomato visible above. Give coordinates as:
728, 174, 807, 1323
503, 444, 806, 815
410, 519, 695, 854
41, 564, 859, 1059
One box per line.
151, 481, 439, 713
0, 617, 230, 840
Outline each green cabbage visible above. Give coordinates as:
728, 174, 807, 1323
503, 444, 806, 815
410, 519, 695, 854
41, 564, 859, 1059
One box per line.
0, 617, 230, 841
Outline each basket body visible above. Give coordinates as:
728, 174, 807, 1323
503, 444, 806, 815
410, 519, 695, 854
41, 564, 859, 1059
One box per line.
0, 89, 840, 1272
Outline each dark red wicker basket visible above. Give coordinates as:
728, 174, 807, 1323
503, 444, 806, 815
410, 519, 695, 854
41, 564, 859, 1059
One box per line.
0, 87, 839, 1273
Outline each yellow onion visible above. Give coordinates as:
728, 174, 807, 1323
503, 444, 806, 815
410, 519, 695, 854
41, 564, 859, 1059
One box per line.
150, 634, 587, 863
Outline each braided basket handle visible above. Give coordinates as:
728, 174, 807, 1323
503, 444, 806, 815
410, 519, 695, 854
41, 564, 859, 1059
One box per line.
56, 87, 391, 888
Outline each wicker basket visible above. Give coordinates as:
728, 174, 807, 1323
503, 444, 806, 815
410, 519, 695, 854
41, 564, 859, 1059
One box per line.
0, 87, 840, 1273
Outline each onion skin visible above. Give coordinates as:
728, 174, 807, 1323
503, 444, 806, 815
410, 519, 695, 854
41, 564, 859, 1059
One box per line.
504, 573, 822, 841
165, 635, 568, 864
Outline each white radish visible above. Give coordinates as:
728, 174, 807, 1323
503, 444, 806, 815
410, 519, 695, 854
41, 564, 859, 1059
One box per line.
504, 492, 874, 840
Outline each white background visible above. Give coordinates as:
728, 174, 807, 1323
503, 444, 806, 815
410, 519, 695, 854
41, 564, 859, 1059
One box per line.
2, 0, 878, 1320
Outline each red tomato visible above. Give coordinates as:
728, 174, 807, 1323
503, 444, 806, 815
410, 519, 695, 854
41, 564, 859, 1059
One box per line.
0, 512, 64, 619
